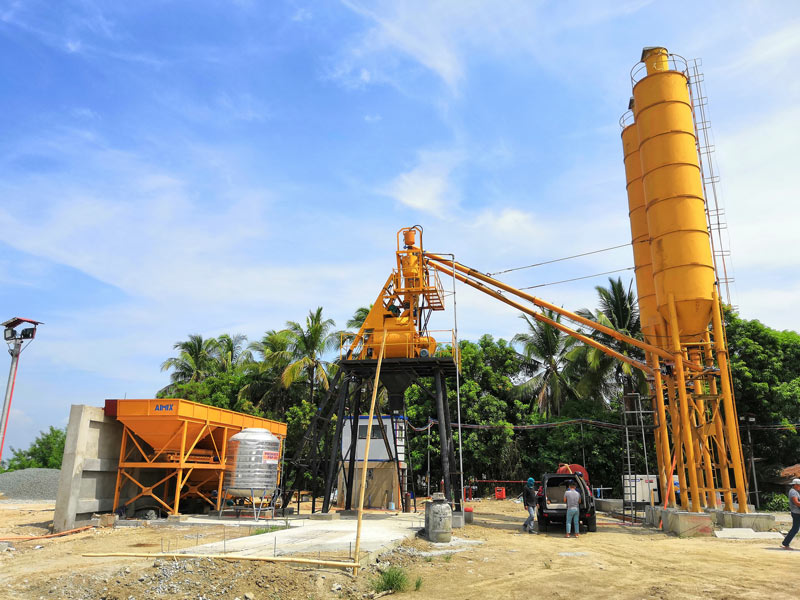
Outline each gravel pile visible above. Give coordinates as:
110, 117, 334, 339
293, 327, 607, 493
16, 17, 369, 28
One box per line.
0, 468, 60, 499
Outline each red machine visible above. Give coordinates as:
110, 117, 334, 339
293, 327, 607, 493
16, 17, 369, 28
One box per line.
556, 463, 590, 486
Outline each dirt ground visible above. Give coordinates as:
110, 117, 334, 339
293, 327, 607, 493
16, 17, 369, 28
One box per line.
0, 499, 795, 599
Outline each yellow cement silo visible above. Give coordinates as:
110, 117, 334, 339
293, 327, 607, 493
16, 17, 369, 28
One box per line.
621, 115, 662, 346
633, 47, 715, 341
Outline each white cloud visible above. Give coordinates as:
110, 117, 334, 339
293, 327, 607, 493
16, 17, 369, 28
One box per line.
363, 113, 381, 123
380, 149, 464, 216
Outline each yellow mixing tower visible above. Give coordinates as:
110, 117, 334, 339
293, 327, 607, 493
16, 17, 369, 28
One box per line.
633, 47, 715, 341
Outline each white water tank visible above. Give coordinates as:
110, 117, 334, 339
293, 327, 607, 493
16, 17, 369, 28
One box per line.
223, 428, 281, 496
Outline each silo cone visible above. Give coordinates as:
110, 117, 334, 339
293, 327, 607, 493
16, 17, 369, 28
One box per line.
634, 47, 715, 341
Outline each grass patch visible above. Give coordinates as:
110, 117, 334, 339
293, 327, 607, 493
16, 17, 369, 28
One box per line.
372, 566, 409, 593
424, 556, 433, 563
415, 576, 423, 591
443, 553, 453, 562
249, 525, 287, 536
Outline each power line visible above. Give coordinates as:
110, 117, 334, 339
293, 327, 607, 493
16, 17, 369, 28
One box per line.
487, 242, 632, 276
519, 267, 635, 290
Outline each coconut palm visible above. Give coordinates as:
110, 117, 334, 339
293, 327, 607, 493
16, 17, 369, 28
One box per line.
214, 333, 252, 373
346, 305, 372, 330
239, 330, 295, 416
160, 334, 218, 383
572, 277, 647, 398
280, 307, 339, 406
512, 310, 579, 416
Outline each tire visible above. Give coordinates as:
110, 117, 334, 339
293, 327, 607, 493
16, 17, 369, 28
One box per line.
588, 514, 597, 532
537, 509, 548, 532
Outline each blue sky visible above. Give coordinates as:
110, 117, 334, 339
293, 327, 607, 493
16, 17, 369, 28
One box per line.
1, 1, 798, 451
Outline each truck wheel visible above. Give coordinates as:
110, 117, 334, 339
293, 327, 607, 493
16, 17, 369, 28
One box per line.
588, 514, 597, 532
537, 509, 548, 532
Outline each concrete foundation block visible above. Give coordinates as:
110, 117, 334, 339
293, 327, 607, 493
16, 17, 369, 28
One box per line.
310, 512, 340, 521
167, 514, 188, 523
731, 512, 775, 531
661, 508, 678, 532
703, 508, 722, 526
451, 512, 464, 528
669, 511, 713, 537
721, 511, 737, 528
98, 513, 117, 527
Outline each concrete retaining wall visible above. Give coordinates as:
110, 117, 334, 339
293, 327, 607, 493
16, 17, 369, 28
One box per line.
54, 405, 123, 532
595, 498, 623, 513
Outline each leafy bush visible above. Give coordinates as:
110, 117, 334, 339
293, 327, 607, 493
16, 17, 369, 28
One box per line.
415, 576, 423, 591
372, 566, 409, 593
0, 426, 65, 472
764, 492, 790, 512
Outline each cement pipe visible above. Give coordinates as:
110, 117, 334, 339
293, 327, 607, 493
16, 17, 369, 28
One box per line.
83, 552, 358, 569
425, 254, 702, 372
431, 261, 653, 376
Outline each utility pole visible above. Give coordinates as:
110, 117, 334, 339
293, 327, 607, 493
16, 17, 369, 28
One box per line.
1, 318, 42, 462
740, 415, 759, 509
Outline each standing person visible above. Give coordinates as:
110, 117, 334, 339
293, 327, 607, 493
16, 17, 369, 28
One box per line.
782, 478, 800, 550
522, 477, 538, 534
564, 481, 581, 538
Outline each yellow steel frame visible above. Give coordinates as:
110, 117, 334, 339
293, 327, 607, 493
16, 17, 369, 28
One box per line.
112, 420, 232, 516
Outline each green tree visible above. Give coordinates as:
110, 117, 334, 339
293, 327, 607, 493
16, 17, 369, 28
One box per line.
160, 334, 219, 383
347, 305, 372, 330
280, 307, 338, 406
571, 277, 648, 403
239, 330, 297, 417
1, 426, 66, 472
512, 311, 578, 416
725, 309, 800, 494
214, 333, 252, 373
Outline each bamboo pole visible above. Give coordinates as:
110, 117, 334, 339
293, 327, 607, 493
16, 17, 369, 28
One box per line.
352, 331, 387, 575
82, 552, 357, 569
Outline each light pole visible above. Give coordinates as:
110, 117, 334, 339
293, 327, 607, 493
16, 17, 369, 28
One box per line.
1, 317, 42, 463
739, 415, 759, 510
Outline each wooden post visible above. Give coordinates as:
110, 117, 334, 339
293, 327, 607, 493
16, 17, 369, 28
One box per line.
353, 333, 386, 575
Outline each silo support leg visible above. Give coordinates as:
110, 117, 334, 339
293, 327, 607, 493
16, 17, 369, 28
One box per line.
667, 293, 701, 513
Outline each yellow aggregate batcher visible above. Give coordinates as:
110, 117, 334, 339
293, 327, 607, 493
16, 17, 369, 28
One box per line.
621, 47, 748, 512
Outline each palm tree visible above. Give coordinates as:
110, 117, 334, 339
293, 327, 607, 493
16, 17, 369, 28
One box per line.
214, 333, 252, 373
239, 330, 294, 416
280, 307, 339, 406
512, 310, 578, 416
572, 277, 647, 398
347, 305, 372, 330
160, 334, 218, 383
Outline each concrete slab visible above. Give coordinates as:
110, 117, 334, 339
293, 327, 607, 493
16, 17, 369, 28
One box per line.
668, 511, 713, 537
180, 513, 421, 561
309, 512, 340, 521
714, 528, 783, 540
731, 513, 776, 532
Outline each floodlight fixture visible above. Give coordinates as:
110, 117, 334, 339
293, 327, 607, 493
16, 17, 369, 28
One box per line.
1, 317, 43, 462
